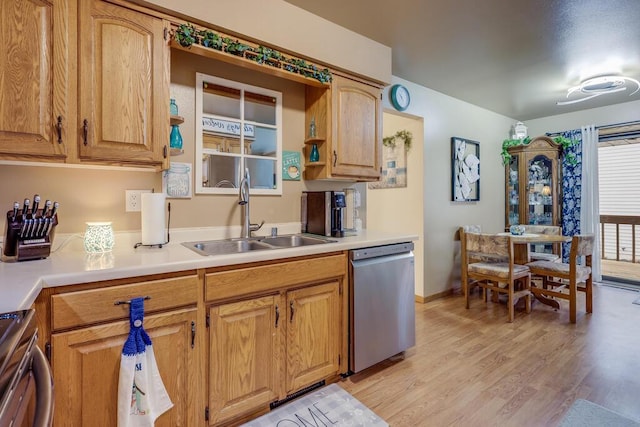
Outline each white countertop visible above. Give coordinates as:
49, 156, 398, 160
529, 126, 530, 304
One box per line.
0, 227, 417, 312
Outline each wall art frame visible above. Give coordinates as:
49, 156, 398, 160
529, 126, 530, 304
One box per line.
368, 142, 407, 189
451, 137, 480, 202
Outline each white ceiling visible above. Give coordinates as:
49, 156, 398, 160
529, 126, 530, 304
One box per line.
283, 0, 640, 121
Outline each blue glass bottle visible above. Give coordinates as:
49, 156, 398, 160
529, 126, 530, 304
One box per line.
309, 144, 319, 162
170, 98, 179, 115
170, 125, 183, 150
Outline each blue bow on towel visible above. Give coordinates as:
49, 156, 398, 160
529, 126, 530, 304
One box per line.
122, 298, 152, 356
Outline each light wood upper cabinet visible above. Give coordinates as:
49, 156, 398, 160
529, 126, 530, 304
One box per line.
286, 281, 341, 393
52, 308, 198, 426
331, 75, 382, 179
77, 0, 170, 167
0, 0, 69, 161
208, 295, 282, 425
304, 73, 382, 181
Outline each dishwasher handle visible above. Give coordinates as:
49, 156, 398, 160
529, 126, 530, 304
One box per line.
32, 345, 54, 427
350, 242, 414, 261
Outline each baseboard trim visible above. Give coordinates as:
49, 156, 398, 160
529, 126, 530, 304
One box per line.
415, 289, 454, 303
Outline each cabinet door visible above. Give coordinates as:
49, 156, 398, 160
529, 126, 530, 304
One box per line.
331, 75, 381, 180
209, 295, 281, 425
524, 153, 558, 226
506, 153, 520, 226
286, 281, 340, 393
0, 0, 68, 160
51, 308, 198, 427
77, 0, 169, 166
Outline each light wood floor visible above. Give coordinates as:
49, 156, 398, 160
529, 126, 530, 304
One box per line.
339, 284, 640, 426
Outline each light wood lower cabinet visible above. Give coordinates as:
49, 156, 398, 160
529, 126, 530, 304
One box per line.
51, 308, 197, 426
286, 282, 340, 393
208, 295, 282, 425
206, 254, 346, 425
36, 273, 201, 426
35, 254, 346, 426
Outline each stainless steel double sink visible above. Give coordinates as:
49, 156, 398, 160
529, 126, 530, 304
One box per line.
182, 234, 336, 256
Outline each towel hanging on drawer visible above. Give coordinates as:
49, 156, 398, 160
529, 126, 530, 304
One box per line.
117, 297, 173, 427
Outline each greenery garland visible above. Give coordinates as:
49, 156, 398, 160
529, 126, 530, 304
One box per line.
383, 130, 413, 152
501, 135, 577, 165
174, 23, 332, 84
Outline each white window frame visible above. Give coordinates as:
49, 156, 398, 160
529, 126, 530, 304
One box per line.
195, 72, 283, 195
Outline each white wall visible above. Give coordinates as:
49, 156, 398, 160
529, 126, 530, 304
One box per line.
527, 100, 640, 136
367, 112, 425, 297
382, 77, 515, 297
137, 0, 392, 84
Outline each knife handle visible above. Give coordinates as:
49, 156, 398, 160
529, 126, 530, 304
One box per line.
41, 200, 51, 218
11, 202, 19, 222
31, 195, 40, 217
21, 199, 30, 218
50, 201, 59, 219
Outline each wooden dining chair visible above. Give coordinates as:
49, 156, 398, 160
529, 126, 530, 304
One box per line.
522, 225, 562, 262
526, 234, 595, 323
459, 226, 507, 298
463, 232, 532, 322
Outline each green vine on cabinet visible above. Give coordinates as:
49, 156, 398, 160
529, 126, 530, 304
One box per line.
383, 130, 413, 152
173, 23, 332, 84
501, 135, 577, 166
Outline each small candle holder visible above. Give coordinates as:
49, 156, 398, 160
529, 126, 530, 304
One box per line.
84, 222, 115, 253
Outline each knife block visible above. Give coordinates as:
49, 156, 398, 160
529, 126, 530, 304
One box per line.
3, 210, 58, 262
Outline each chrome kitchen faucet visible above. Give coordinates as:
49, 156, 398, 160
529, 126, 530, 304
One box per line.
238, 168, 264, 238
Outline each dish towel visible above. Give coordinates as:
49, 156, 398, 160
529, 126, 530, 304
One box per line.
117, 297, 173, 426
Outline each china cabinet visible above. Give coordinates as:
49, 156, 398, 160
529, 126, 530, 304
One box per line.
505, 136, 562, 228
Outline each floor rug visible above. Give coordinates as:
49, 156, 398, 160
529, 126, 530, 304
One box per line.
241, 383, 388, 427
559, 399, 640, 427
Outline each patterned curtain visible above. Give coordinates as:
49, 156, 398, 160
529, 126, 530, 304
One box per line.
561, 129, 583, 261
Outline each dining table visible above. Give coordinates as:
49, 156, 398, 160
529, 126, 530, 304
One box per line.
498, 232, 572, 309
498, 232, 571, 263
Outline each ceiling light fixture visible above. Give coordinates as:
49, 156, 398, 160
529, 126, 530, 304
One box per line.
557, 75, 640, 106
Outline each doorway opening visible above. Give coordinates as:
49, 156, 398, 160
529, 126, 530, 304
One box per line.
598, 123, 640, 286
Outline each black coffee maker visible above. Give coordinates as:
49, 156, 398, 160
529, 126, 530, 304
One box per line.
302, 191, 346, 237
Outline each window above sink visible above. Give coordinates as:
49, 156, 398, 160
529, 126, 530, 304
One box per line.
195, 72, 283, 195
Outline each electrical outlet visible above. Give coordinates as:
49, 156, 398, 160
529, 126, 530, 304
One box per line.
125, 190, 152, 212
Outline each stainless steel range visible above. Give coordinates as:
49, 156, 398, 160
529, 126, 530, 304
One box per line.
0, 309, 53, 427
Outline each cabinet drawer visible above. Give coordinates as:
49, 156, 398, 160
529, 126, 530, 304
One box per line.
205, 254, 346, 302
51, 275, 199, 331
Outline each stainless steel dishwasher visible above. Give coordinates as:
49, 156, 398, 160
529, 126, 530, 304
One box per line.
349, 242, 416, 373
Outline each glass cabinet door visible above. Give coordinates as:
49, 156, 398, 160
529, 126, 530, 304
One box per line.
196, 73, 282, 195
507, 155, 519, 226
526, 154, 553, 225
